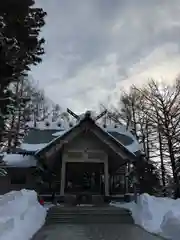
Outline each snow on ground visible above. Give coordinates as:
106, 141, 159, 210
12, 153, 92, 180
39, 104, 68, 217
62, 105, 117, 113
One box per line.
44, 202, 55, 210
110, 193, 180, 240
44, 202, 61, 210
0, 189, 47, 240
3, 154, 37, 167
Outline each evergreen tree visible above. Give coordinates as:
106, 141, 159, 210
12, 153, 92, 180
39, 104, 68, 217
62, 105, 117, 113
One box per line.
135, 159, 161, 194
128, 157, 161, 195
0, 0, 46, 146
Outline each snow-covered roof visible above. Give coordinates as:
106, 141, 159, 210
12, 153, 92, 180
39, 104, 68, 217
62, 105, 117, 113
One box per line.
16, 110, 142, 163
35, 114, 141, 157
3, 154, 37, 167
26, 118, 72, 130
20, 143, 48, 152
52, 130, 67, 137
100, 124, 141, 154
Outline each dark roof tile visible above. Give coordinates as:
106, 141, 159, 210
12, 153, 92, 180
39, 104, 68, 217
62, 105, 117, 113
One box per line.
107, 131, 134, 146
23, 128, 62, 144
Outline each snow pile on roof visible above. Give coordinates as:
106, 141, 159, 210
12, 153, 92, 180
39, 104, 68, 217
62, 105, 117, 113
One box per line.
0, 189, 47, 240
110, 193, 180, 239
22, 111, 141, 156
26, 118, 70, 131
52, 130, 67, 137
103, 124, 141, 153
20, 143, 47, 152
3, 154, 36, 167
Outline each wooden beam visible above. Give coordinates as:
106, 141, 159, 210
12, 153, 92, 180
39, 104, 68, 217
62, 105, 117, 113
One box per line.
67, 108, 80, 120
63, 158, 105, 163
95, 110, 107, 121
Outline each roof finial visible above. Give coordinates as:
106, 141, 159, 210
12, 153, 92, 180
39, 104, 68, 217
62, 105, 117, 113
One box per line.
67, 108, 80, 120
85, 111, 91, 119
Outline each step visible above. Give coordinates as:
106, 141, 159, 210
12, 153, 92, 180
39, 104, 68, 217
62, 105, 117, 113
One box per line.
47, 211, 131, 218
46, 216, 133, 224
45, 206, 133, 225
48, 205, 129, 211
47, 206, 131, 214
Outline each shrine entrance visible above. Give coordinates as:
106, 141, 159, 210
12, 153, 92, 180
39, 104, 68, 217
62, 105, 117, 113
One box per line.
65, 162, 104, 194
60, 150, 109, 198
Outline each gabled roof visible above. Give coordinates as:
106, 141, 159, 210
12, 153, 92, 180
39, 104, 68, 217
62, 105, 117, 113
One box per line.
9, 111, 142, 167
35, 113, 138, 162
15, 111, 141, 160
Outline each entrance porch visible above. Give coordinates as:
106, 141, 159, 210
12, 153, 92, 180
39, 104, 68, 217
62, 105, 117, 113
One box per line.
56, 150, 130, 204
59, 152, 110, 201
65, 162, 104, 194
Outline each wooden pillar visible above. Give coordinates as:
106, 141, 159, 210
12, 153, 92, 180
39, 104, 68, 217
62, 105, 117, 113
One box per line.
60, 159, 66, 196
125, 163, 129, 194
104, 160, 109, 196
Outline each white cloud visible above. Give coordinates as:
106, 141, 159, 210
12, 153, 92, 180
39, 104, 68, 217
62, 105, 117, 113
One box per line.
31, 0, 180, 113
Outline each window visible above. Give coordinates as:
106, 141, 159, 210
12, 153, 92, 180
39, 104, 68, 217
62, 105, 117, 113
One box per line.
11, 173, 26, 184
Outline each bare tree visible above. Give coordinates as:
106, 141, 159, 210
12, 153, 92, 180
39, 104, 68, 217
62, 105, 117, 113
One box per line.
135, 79, 180, 198
52, 104, 61, 122
3, 77, 58, 151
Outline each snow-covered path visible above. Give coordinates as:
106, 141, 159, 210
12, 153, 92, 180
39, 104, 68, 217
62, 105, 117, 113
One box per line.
32, 223, 162, 240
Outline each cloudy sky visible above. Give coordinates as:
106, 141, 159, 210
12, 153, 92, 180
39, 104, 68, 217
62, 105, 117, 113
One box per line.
32, 0, 180, 113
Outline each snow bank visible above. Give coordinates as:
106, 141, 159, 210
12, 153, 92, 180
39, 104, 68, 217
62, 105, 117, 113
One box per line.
110, 193, 180, 239
161, 210, 180, 240
0, 189, 47, 240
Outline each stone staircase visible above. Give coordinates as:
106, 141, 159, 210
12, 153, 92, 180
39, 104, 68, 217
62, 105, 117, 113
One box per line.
45, 206, 134, 225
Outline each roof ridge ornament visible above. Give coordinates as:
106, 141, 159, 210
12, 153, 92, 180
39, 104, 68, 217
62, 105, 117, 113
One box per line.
94, 109, 107, 121
67, 108, 80, 121
84, 111, 91, 119
66, 108, 108, 122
